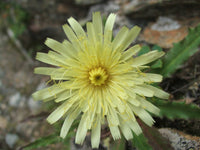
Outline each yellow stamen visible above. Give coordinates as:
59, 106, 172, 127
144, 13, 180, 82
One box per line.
89, 67, 108, 86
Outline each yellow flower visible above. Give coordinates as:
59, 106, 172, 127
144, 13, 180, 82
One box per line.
32, 12, 169, 148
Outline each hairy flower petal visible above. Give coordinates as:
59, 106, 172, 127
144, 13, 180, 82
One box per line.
91, 115, 101, 148
131, 50, 165, 66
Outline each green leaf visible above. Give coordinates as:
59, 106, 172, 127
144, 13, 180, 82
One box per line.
21, 115, 79, 150
138, 45, 150, 56
62, 131, 75, 150
132, 133, 153, 150
23, 134, 62, 150
159, 24, 200, 77
151, 98, 200, 119
111, 137, 125, 150
151, 59, 163, 69
152, 45, 162, 52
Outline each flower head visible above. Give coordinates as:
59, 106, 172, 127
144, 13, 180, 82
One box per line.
32, 12, 169, 148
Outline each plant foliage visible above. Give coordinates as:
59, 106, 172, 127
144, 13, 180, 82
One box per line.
23, 134, 62, 150
0, 1, 28, 37
159, 24, 200, 77
132, 133, 153, 150
111, 137, 125, 150
151, 98, 200, 120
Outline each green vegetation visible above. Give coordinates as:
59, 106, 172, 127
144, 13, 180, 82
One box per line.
159, 24, 200, 77
0, 1, 29, 37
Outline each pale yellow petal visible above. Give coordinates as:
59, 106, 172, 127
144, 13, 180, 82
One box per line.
55, 90, 75, 103
123, 105, 136, 121
130, 77, 144, 85
107, 105, 119, 126
60, 107, 81, 138
109, 126, 121, 140
95, 90, 102, 114
131, 105, 155, 126
128, 119, 142, 135
65, 58, 83, 68
111, 73, 143, 87
86, 22, 96, 45
107, 51, 122, 69
32, 83, 66, 101
75, 113, 88, 144
142, 84, 169, 99
68, 17, 86, 39
119, 117, 133, 140
110, 63, 132, 75
69, 79, 88, 90
104, 13, 116, 43
62, 24, 82, 51
101, 43, 113, 68
120, 44, 141, 61
136, 95, 160, 115
45, 38, 71, 58
91, 115, 101, 148
34, 67, 57, 76
101, 89, 109, 116
117, 26, 141, 52
127, 97, 140, 107
36, 52, 63, 66
108, 87, 126, 112
131, 51, 165, 67
47, 101, 71, 124
47, 51, 69, 66
112, 26, 129, 51
140, 73, 163, 83
77, 87, 95, 113
132, 86, 154, 97
109, 81, 128, 100
81, 103, 96, 129
51, 74, 72, 81
49, 68, 82, 80
125, 88, 136, 99
120, 112, 139, 135
92, 12, 103, 43
62, 40, 78, 58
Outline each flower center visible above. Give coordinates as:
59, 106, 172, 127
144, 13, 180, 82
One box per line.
89, 67, 108, 86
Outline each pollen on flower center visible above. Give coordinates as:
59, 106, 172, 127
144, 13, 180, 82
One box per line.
89, 67, 108, 86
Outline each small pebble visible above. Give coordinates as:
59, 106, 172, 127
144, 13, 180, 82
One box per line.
5, 133, 19, 148
28, 97, 42, 112
9, 93, 26, 108
159, 128, 200, 150
151, 16, 181, 31
0, 116, 7, 129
